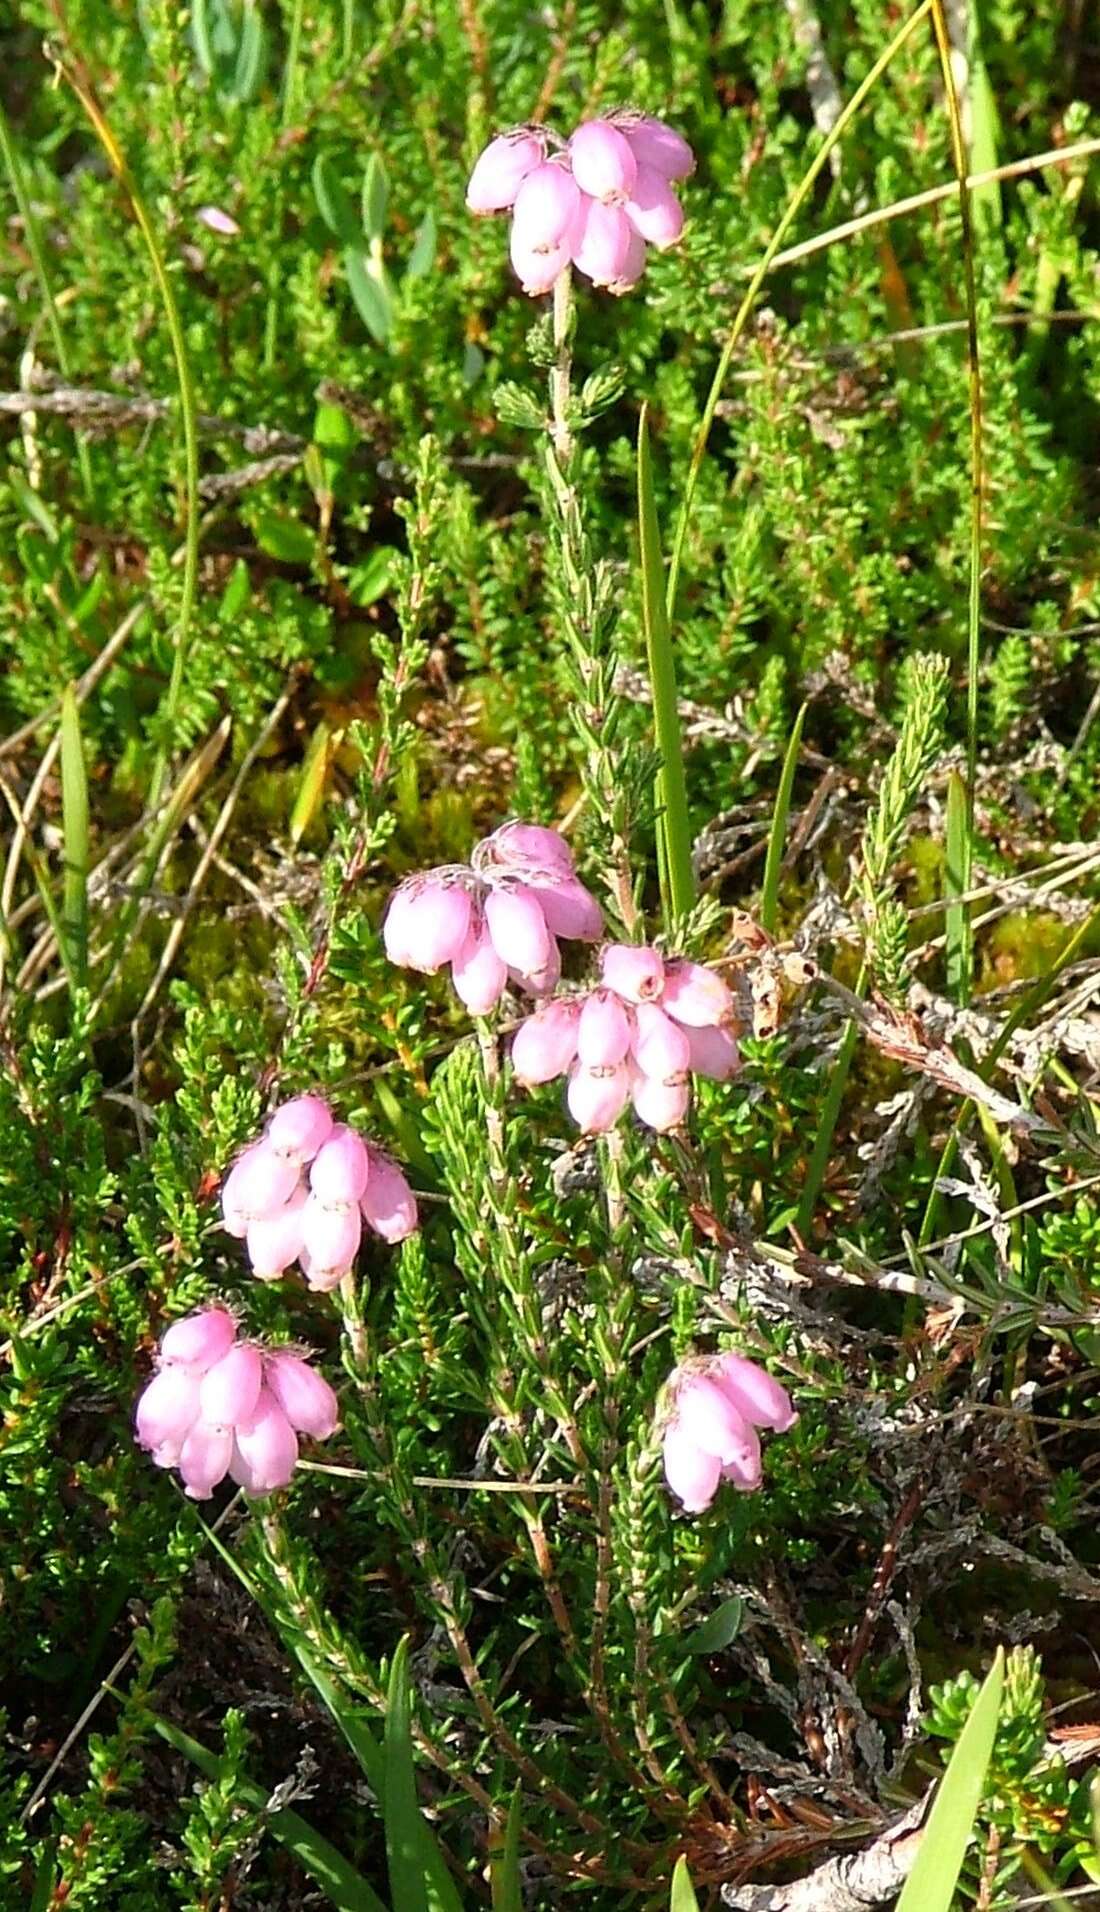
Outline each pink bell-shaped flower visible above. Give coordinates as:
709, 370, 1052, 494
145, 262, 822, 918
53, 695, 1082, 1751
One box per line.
360, 1150, 419, 1243
301, 1195, 362, 1275
299, 1247, 354, 1293
511, 999, 581, 1084
512, 160, 583, 253
484, 886, 553, 976
531, 876, 603, 940
509, 225, 574, 296
310, 1126, 370, 1207
577, 989, 633, 1067
631, 1070, 690, 1132
631, 1000, 691, 1077
566, 1060, 632, 1132
624, 164, 684, 249
384, 879, 473, 972
159, 1306, 236, 1371
618, 114, 695, 181
600, 943, 665, 1002
480, 822, 575, 876
451, 925, 509, 1014
569, 119, 638, 203
178, 1420, 235, 1499
466, 130, 545, 213
135, 1365, 202, 1453
661, 959, 734, 1027
662, 1421, 722, 1514
572, 199, 634, 286
222, 1141, 300, 1227
674, 1373, 762, 1491
246, 1186, 308, 1281
684, 1022, 740, 1081
230, 1387, 299, 1494
608, 225, 648, 294
712, 1352, 797, 1433
267, 1094, 334, 1162
198, 1341, 264, 1428
265, 1350, 340, 1439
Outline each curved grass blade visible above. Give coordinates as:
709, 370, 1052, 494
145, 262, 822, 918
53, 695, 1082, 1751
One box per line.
490, 1785, 523, 1912
384, 1637, 430, 1912
760, 703, 806, 936
896, 1646, 1004, 1912
670, 1854, 700, 1910
59, 686, 89, 988
150, 1712, 388, 1912
638, 403, 693, 926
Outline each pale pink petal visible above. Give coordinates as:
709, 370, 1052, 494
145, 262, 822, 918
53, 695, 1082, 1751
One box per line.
267, 1094, 333, 1162
662, 1421, 722, 1512
198, 1342, 264, 1428
565, 1060, 632, 1132
661, 960, 734, 1027
265, 1351, 340, 1439
577, 989, 633, 1067
600, 943, 665, 1002
511, 1000, 581, 1084
360, 1151, 418, 1243
484, 886, 553, 975
310, 1126, 370, 1206
451, 925, 509, 1014
569, 119, 638, 203
160, 1307, 236, 1371
632, 1000, 691, 1077
232, 1387, 299, 1494
178, 1420, 234, 1499
712, 1353, 797, 1433
684, 1022, 740, 1081
466, 131, 545, 213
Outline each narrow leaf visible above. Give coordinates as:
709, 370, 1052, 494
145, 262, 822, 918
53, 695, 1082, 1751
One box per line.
490, 1786, 523, 1912
344, 248, 393, 343
362, 153, 390, 240
637, 403, 693, 926
944, 769, 972, 1005
670, 1855, 700, 1911
230, 3, 266, 101
290, 721, 334, 846
150, 1712, 388, 1912
684, 1595, 743, 1656
60, 685, 89, 986
29, 1846, 56, 1912
313, 154, 362, 246
760, 702, 806, 935
896, 1647, 1004, 1912
384, 1638, 430, 1912
404, 209, 437, 282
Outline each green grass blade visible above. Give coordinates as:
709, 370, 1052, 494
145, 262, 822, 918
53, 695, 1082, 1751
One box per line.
944, 768, 972, 1004
760, 702, 806, 935
384, 1638, 430, 1912
59, 686, 89, 988
896, 1647, 1004, 1912
670, 1855, 700, 1910
490, 1786, 523, 1912
637, 403, 694, 927
967, 0, 1002, 231
795, 1014, 860, 1236
29, 1845, 56, 1912
150, 1712, 388, 1912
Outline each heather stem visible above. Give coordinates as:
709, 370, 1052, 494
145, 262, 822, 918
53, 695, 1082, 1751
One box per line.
551, 265, 575, 465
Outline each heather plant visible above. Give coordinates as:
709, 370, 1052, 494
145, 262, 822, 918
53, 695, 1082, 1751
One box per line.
3, 0, 1100, 1907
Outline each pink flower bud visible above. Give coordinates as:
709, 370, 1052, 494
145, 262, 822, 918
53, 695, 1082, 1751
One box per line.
178, 1419, 234, 1498
310, 1125, 370, 1206
674, 1375, 761, 1487
530, 876, 603, 941
509, 225, 574, 296
160, 1306, 236, 1371
571, 199, 634, 286
624, 164, 684, 249
661, 960, 734, 1027
222, 1141, 301, 1225
600, 943, 665, 1002
265, 1350, 340, 1439
451, 926, 509, 1014
577, 989, 633, 1067
684, 1021, 740, 1082
712, 1353, 797, 1433
662, 1421, 722, 1513
618, 115, 695, 181
511, 999, 581, 1084
267, 1094, 333, 1162
466, 130, 546, 213
566, 1060, 632, 1132
198, 1341, 264, 1427
569, 120, 638, 203
246, 1185, 309, 1281
135, 1365, 201, 1451
360, 1150, 419, 1243
230, 1387, 299, 1494
484, 886, 553, 976
479, 822, 575, 877
301, 1194, 363, 1275
631, 1071, 690, 1132
511, 160, 583, 253
632, 1000, 691, 1077
384, 878, 473, 972
197, 204, 241, 236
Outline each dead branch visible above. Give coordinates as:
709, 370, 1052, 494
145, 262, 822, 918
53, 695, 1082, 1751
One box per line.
721, 1799, 926, 1909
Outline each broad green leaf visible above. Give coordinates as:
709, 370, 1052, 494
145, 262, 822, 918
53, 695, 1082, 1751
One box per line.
60, 686, 89, 987
404, 209, 437, 281
150, 1712, 387, 1912
313, 154, 362, 246
670, 1855, 700, 1910
896, 1647, 1004, 1912
344, 248, 393, 344
219, 557, 251, 622
684, 1596, 744, 1656
490, 1786, 523, 1912
637, 403, 693, 926
253, 512, 316, 565
384, 1638, 430, 1912
362, 153, 390, 240
760, 703, 806, 935
348, 547, 399, 607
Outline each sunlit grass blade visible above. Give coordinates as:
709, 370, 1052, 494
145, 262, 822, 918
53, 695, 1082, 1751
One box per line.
490, 1785, 523, 1912
944, 768, 972, 1004
59, 686, 89, 988
150, 1711, 388, 1912
670, 1854, 700, 1910
760, 702, 806, 936
896, 1646, 1004, 1912
638, 403, 693, 927
967, 0, 1002, 231
384, 1637, 430, 1912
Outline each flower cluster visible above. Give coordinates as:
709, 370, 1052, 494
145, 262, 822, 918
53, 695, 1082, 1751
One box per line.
135, 1307, 338, 1500
221, 1094, 417, 1293
466, 113, 694, 297
661, 1353, 796, 1513
383, 821, 603, 1012
511, 942, 739, 1133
